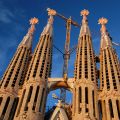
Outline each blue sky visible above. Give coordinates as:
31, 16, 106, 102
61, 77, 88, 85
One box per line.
0, 0, 120, 109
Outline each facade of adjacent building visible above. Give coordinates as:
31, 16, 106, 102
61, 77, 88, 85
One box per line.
0, 9, 120, 120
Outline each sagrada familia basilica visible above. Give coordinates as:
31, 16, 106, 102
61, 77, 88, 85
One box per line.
0, 8, 120, 120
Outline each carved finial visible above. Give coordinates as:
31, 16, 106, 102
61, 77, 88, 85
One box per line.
81, 9, 89, 16
98, 17, 108, 25
80, 9, 89, 24
47, 8, 56, 16
29, 17, 39, 25
46, 8, 55, 25
98, 17, 108, 33
98, 18, 112, 49
28, 17, 38, 34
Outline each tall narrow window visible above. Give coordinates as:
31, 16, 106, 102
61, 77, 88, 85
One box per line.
0, 97, 3, 106
8, 97, 19, 120
79, 87, 82, 103
85, 87, 88, 104
98, 100, 102, 120
92, 90, 95, 116
24, 86, 33, 111
103, 100, 107, 120
79, 87, 82, 112
116, 100, 120, 119
85, 87, 88, 113
1, 97, 10, 118
32, 86, 40, 110
39, 88, 45, 112
109, 99, 114, 118
16, 89, 26, 116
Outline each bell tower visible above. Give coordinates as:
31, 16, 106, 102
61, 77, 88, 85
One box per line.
72, 9, 99, 120
0, 17, 38, 120
14, 14, 54, 120
98, 17, 120, 120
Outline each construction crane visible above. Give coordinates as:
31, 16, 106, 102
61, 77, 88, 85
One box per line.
112, 42, 120, 46
47, 8, 80, 102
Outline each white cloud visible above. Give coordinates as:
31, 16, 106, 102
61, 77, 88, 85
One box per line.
0, 2, 15, 23
0, 35, 18, 76
0, 1, 25, 78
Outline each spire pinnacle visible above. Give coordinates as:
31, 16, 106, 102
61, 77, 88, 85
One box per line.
18, 17, 38, 49
30, 17, 39, 25
28, 17, 39, 35
98, 17, 112, 49
47, 8, 55, 25
47, 8, 56, 16
81, 9, 89, 24
41, 9, 54, 36
98, 17, 108, 33
80, 9, 91, 36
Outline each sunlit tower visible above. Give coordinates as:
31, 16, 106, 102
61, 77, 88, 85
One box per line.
14, 14, 54, 120
0, 17, 38, 120
73, 9, 99, 120
98, 17, 120, 120
0, 7, 120, 120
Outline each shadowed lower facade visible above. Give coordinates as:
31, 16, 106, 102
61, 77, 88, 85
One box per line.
0, 9, 120, 120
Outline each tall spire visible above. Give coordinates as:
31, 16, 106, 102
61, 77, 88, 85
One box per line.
14, 11, 54, 120
0, 17, 39, 120
18, 17, 38, 49
41, 10, 54, 36
98, 17, 112, 49
80, 9, 91, 36
73, 9, 99, 120
99, 17, 120, 120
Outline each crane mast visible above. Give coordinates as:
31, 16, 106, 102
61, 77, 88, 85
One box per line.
47, 8, 80, 102
112, 42, 120, 46
60, 17, 71, 102
63, 17, 71, 80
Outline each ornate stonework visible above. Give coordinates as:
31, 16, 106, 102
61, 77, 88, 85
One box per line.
47, 8, 57, 16
29, 17, 39, 25
0, 9, 120, 120
80, 9, 89, 16
98, 17, 108, 33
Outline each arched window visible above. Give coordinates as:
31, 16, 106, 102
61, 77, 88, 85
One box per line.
1, 97, 10, 118
79, 87, 82, 112
116, 100, 120, 119
24, 86, 33, 111
85, 87, 88, 104
16, 89, 26, 116
109, 99, 114, 118
98, 100, 102, 120
79, 87, 82, 103
85, 87, 88, 113
39, 88, 45, 112
32, 86, 40, 110
92, 90, 95, 116
0, 97, 3, 106
8, 97, 19, 120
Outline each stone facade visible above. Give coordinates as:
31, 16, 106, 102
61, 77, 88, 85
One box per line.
0, 9, 120, 120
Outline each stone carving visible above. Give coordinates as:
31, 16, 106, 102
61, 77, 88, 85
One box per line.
47, 8, 57, 16
29, 17, 39, 25
81, 9, 89, 16
98, 17, 108, 33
